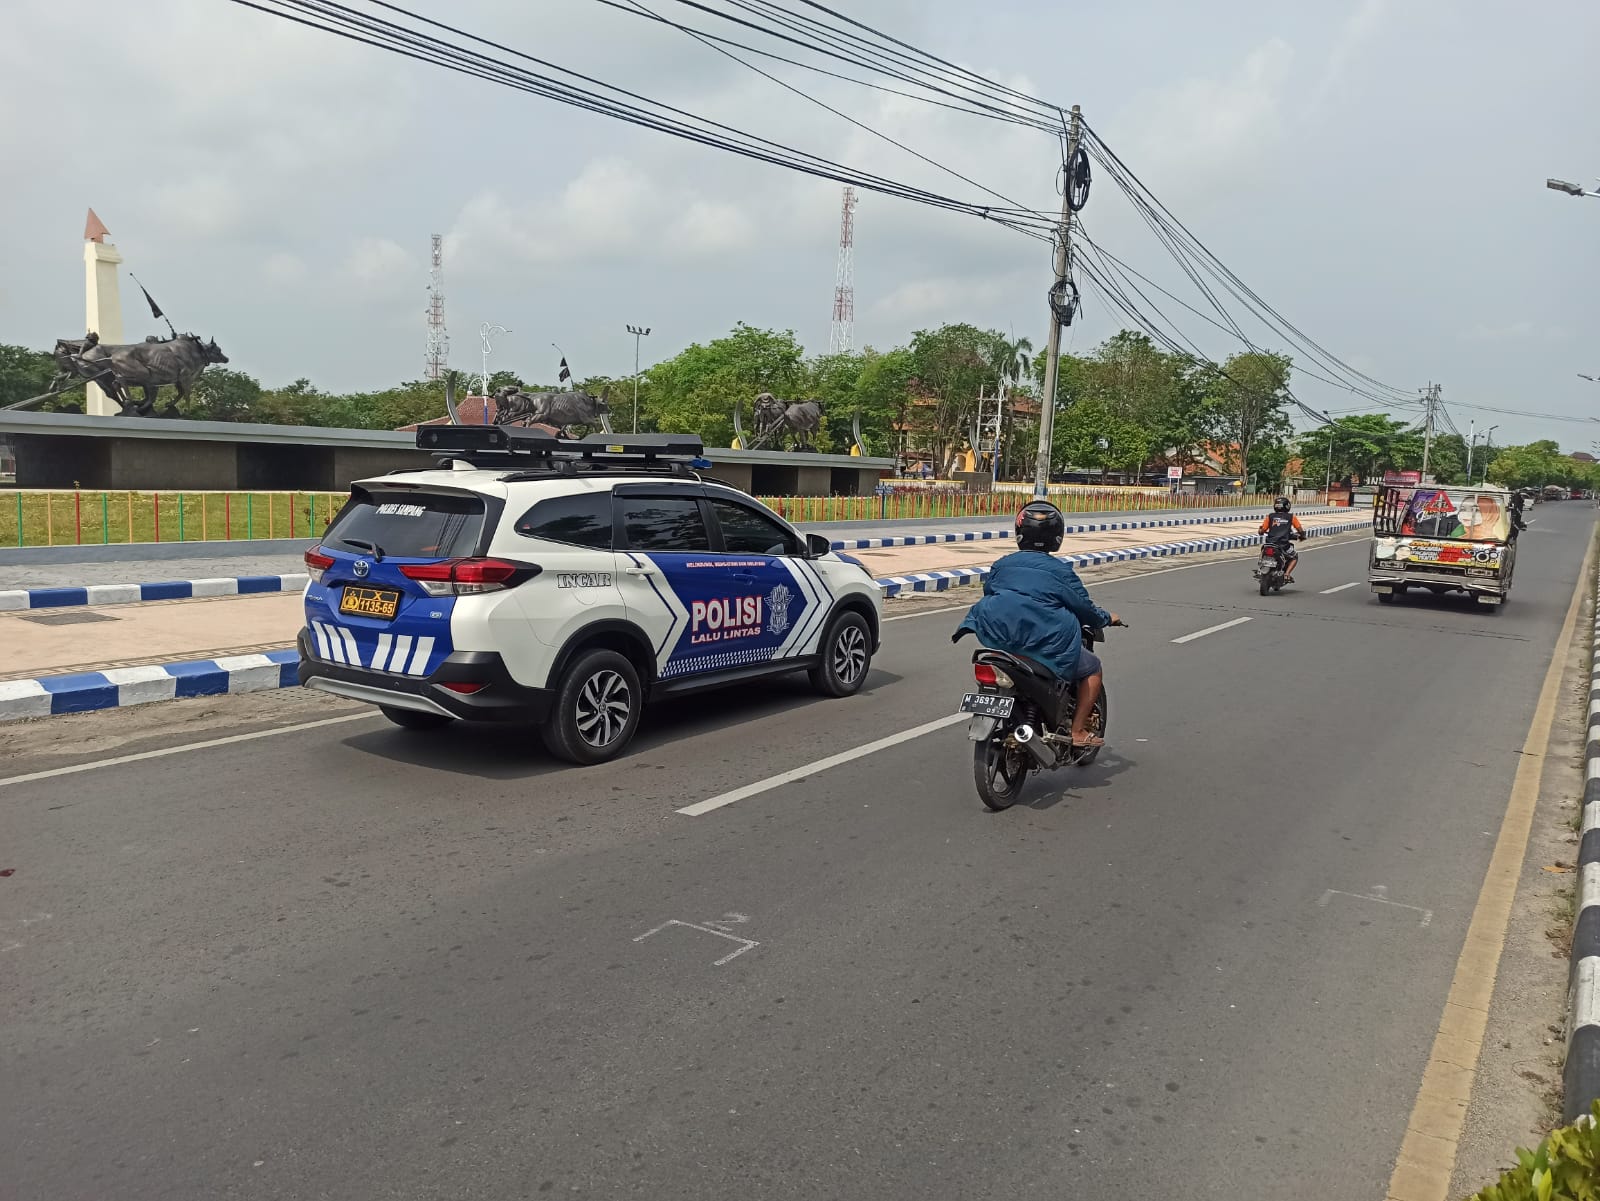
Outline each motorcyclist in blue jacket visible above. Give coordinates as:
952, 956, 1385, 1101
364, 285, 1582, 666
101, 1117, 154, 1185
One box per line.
954, 501, 1119, 748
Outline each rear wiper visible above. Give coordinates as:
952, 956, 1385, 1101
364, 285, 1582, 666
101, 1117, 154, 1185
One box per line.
337, 537, 384, 560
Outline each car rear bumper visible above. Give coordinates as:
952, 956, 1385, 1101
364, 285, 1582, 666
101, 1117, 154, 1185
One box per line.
296, 630, 551, 722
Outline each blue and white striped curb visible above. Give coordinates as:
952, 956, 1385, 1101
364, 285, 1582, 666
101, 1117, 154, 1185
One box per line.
0, 517, 1369, 722
1564, 567, 1600, 1123
0, 512, 1340, 611
875, 518, 1371, 597
0, 574, 310, 612
0, 650, 300, 721
829, 508, 1339, 551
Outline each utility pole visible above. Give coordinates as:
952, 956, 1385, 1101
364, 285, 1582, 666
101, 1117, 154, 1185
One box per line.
1322, 411, 1336, 496
1420, 382, 1440, 480
626, 324, 651, 433
1465, 419, 1475, 484
1033, 104, 1085, 500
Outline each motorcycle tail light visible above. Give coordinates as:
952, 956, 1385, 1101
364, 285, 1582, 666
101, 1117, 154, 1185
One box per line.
973, 663, 1014, 688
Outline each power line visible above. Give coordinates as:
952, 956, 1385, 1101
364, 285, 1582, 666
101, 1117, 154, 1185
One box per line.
228, 0, 1060, 240
1080, 121, 1418, 406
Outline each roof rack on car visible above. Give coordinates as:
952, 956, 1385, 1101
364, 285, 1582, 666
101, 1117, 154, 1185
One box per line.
414, 425, 708, 474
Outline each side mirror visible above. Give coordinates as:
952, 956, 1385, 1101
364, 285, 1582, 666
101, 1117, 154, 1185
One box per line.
805, 533, 833, 558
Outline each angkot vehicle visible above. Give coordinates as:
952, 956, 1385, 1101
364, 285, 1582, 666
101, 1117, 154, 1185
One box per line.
1368, 483, 1518, 611
297, 426, 882, 764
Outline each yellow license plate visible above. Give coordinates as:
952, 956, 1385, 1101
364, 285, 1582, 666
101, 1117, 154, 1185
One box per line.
339, 586, 400, 620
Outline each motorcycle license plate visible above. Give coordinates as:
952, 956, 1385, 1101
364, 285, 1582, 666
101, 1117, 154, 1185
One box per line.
960, 692, 1014, 718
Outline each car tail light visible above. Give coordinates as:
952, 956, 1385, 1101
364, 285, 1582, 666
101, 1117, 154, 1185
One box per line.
304, 545, 335, 583
973, 662, 1014, 688
440, 681, 486, 694
399, 558, 539, 596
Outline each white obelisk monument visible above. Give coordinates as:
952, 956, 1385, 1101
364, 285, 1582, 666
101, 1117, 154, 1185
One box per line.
82, 208, 124, 417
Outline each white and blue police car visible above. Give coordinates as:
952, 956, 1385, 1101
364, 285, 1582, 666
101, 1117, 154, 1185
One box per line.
297, 427, 881, 764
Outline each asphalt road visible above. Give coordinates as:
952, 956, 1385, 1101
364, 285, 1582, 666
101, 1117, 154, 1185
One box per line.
3, 506, 1589, 1200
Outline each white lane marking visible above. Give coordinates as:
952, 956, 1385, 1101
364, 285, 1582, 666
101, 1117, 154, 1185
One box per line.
0, 713, 377, 792
1171, 616, 1252, 644
632, 918, 759, 966
677, 713, 967, 817
1319, 581, 1361, 595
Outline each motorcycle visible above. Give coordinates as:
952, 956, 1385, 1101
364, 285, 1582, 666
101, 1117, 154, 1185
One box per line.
960, 620, 1126, 812
1253, 533, 1305, 596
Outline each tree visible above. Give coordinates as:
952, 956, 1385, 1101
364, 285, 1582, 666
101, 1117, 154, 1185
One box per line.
175, 367, 263, 422
1202, 351, 1293, 488
0, 344, 59, 410
1297, 413, 1425, 485
644, 324, 808, 449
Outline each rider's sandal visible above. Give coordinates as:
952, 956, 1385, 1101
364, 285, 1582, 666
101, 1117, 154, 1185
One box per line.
1071, 735, 1106, 748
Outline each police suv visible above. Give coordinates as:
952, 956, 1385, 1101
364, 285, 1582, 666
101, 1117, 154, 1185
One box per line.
297, 426, 881, 764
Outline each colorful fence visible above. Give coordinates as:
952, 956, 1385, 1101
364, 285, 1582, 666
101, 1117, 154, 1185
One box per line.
3, 491, 347, 548
2, 485, 1287, 548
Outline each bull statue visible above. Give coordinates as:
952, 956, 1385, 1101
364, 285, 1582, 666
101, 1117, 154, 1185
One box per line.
750, 392, 823, 452
73, 333, 229, 416
494, 385, 613, 437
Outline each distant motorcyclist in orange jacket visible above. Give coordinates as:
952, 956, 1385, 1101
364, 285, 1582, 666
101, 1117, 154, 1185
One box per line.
1260, 497, 1306, 582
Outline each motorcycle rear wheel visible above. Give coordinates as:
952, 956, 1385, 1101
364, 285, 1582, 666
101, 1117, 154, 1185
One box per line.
973, 738, 1031, 811
1259, 574, 1270, 596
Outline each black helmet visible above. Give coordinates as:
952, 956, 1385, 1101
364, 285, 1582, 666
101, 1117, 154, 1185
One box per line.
1273, 496, 1291, 513
1015, 501, 1066, 552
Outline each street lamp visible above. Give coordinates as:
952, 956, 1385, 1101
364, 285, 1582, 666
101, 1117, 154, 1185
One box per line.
1580, 374, 1599, 383
626, 324, 651, 433
1480, 424, 1499, 486
479, 322, 511, 424
1547, 177, 1600, 198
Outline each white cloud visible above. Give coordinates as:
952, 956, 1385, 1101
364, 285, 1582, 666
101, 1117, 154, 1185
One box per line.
445, 156, 759, 272
339, 238, 415, 291
263, 252, 309, 286
1115, 39, 1294, 184
1314, 0, 1389, 106
1463, 321, 1570, 344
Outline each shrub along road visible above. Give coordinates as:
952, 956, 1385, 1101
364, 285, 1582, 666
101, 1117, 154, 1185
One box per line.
2, 506, 1592, 1199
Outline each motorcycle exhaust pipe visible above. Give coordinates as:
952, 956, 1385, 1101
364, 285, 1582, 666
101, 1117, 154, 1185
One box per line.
1011, 724, 1056, 769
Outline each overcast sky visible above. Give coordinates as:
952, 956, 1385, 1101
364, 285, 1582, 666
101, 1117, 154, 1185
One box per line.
1, 0, 1595, 446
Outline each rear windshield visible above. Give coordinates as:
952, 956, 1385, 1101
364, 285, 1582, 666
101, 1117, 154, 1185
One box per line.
325, 490, 486, 559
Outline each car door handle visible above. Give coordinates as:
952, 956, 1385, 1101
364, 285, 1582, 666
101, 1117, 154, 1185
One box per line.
624, 566, 655, 577
731, 573, 757, 586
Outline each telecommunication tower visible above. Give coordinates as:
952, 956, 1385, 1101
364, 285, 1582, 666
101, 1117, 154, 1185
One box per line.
424, 233, 449, 380
828, 187, 857, 355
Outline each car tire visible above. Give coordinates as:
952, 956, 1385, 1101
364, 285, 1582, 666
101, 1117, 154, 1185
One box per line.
541, 648, 642, 765
379, 705, 452, 731
809, 610, 873, 698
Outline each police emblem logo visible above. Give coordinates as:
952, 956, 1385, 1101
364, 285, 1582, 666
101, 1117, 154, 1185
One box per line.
766, 583, 793, 636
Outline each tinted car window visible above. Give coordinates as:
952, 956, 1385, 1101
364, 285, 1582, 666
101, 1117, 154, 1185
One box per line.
515, 493, 613, 549
618, 496, 710, 552
325, 490, 484, 559
710, 498, 798, 555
